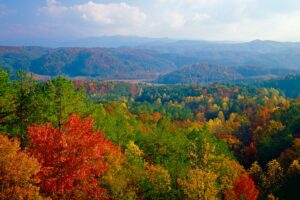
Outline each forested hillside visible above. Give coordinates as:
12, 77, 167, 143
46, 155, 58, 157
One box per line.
0, 46, 175, 79
156, 63, 243, 84
1, 67, 300, 199
155, 64, 298, 85
261, 74, 300, 98
1, 42, 300, 82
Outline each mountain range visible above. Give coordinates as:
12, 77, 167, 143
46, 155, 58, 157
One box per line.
1, 36, 300, 83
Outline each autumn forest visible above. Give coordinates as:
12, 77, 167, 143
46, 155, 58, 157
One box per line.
1, 67, 300, 200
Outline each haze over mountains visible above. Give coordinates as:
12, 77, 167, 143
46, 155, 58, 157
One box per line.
1, 35, 300, 83
0, 36, 176, 48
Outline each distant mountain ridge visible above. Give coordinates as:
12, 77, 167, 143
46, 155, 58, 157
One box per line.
1, 35, 300, 50
0, 36, 176, 48
1, 36, 300, 81
141, 39, 300, 54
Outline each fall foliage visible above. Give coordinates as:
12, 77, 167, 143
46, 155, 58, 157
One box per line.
2, 68, 300, 199
224, 175, 259, 200
0, 135, 44, 200
178, 168, 218, 200
28, 114, 113, 199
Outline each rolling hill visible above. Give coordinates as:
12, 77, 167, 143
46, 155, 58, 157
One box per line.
1, 37, 300, 81
0, 46, 176, 79
155, 63, 243, 84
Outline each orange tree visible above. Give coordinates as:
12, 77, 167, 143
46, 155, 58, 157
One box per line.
28, 114, 114, 199
0, 135, 44, 199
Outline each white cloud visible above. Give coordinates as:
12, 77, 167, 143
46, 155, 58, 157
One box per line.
192, 13, 210, 22
228, 11, 300, 41
40, 0, 67, 15
159, 9, 300, 41
41, 1, 146, 27
72, 1, 146, 26
170, 13, 186, 29
34, 0, 300, 41
158, 0, 217, 6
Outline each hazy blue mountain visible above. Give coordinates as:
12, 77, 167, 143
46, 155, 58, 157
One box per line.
137, 39, 300, 54
2, 35, 300, 51
1, 36, 300, 81
0, 36, 175, 48
169, 51, 300, 69
58, 36, 175, 48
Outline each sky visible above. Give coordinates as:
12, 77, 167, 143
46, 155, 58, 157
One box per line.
1, 0, 300, 41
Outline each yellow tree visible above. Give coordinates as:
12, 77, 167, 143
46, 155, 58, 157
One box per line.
248, 161, 265, 189
264, 160, 284, 192
184, 135, 246, 199
178, 168, 218, 200
288, 160, 300, 175
146, 164, 171, 197
0, 135, 45, 199
102, 146, 130, 200
249, 160, 283, 198
124, 141, 148, 199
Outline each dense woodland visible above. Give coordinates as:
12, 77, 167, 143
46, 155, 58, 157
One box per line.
1, 67, 300, 199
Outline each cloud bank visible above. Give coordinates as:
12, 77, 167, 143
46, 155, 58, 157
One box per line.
41, 1, 146, 27
1, 0, 300, 41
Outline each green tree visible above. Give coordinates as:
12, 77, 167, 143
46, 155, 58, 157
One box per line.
0, 68, 16, 134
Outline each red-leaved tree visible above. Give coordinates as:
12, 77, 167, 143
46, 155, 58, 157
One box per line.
28, 114, 114, 199
225, 175, 259, 200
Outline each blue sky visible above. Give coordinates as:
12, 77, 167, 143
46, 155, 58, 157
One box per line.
1, 0, 300, 41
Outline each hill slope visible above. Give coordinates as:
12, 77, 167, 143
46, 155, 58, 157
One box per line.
0, 46, 175, 79
260, 75, 300, 98
1, 39, 300, 80
155, 63, 243, 84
